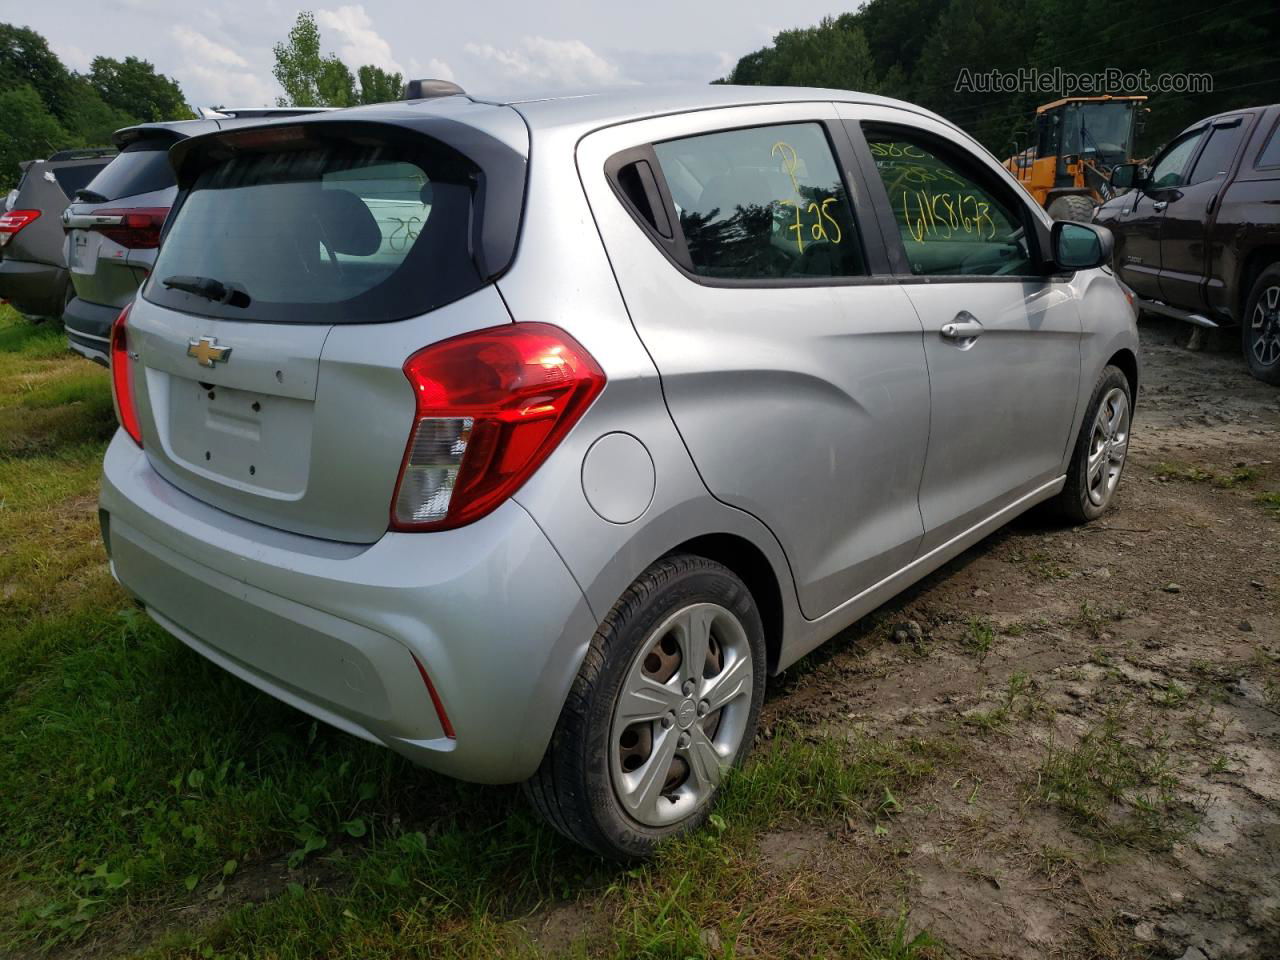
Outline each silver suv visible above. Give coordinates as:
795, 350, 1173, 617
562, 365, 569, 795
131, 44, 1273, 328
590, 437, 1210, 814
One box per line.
98, 86, 1138, 858
61, 110, 329, 364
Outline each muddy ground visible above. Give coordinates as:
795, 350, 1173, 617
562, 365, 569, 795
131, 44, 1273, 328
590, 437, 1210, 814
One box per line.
742, 316, 1280, 959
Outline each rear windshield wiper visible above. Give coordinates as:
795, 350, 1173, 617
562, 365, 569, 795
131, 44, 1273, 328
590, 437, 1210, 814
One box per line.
162, 275, 251, 308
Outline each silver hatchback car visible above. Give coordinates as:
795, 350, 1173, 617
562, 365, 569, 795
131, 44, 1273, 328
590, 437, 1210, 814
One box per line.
99, 85, 1138, 858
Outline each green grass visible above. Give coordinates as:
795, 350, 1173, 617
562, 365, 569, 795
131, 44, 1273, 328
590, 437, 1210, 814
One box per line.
961, 617, 996, 663
0, 304, 947, 957
1037, 708, 1201, 851
1153, 460, 1264, 490
1152, 461, 1215, 484
1259, 491, 1280, 520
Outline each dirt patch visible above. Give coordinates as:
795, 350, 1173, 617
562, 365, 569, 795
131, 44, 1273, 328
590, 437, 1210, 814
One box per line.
757, 317, 1280, 959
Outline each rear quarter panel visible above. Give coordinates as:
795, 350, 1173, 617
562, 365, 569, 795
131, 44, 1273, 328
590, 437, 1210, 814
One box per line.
497, 115, 806, 664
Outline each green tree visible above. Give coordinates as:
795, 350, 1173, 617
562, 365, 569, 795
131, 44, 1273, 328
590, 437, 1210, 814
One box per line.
62, 77, 136, 147
726, 18, 876, 92
88, 56, 192, 123
0, 24, 73, 123
274, 11, 355, 107
0, 84, 69, 189
357, 64, 403, 104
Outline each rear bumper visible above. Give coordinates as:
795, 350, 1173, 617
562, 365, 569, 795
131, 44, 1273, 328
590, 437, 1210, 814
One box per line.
64, 296, 121, 365
0, 258, 67, 318
99, 432, 597, 783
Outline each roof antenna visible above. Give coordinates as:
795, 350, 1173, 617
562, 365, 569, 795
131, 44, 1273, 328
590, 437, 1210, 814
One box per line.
402, 79, 466, 100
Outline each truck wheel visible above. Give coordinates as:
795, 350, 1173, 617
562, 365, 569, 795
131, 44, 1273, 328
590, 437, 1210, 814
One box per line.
1051, 365, 1132, 524
1047, 195, 1096, 222
524, 555, 765, 859
1242, 264, 1280, 385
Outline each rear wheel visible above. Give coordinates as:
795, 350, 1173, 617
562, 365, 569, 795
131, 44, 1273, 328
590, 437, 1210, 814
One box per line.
524, 554, 765, 859
1051, 365, 1132, 524
1047, 194, 1096, 222
1242, 264, 1280, 385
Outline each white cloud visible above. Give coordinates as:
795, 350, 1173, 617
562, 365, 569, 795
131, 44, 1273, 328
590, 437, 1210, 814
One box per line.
315, 5, 404, 75
169, 25, 275, 108
51, 42, 92, 72
171, 25, 249, 69
463, 36, 627, 89
408, 57, 456, 83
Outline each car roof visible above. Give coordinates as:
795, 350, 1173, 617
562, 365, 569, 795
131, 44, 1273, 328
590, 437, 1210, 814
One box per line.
1183, 103, 1280, 132
469, 83, 951, 130
271, 84, 953, 136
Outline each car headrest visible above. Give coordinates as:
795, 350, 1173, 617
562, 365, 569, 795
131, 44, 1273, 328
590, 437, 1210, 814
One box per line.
312, 189, 381, 256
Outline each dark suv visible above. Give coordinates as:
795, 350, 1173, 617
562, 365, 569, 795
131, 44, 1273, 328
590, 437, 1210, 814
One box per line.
62, 109, 328, 363
1094, 103, 1280, 384
0, 148, 115, 320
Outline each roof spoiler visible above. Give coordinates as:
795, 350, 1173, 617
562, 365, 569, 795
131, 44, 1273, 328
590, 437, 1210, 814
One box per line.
402, 79, 466, 100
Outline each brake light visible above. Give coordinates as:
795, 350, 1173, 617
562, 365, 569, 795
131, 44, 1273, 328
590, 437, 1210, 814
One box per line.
0, 209, 39, 246
391, 323, 606, 531
110, 303, 143, 446
90, 207, 169, 249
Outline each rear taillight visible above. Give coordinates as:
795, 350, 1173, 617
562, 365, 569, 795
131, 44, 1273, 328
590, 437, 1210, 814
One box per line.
110, 303, 143, 446
391, 323, 606, 531
90, 207, 169, 249
0, 209, 39, 246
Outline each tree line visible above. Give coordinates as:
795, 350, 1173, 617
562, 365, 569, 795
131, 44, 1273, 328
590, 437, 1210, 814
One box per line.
0, 12, 402, 191
722, 0, 1280, 158
0, 23, 191, 189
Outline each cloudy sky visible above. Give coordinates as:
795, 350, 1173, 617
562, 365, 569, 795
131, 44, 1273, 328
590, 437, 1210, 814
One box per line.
19, 0, 849, 108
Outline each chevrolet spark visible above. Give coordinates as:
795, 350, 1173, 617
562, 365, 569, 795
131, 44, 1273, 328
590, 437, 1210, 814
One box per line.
99, 85, 1138, 858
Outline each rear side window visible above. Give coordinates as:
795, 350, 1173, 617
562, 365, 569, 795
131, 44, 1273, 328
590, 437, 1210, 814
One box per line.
652, 123, 865, 279
1187, 121, 1245, 185
1256, 119, 1280, 169
146, 135, 488, 324
51, 162, 111, 199
82, 143, 175, 201
864, 130, 1034, 277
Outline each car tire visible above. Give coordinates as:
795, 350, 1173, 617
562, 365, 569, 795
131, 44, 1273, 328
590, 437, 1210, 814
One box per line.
524, 554, 766, 859
1047, 194, 1096, 222
1242, 264, 1280, 385
1052, 364, 1132, 524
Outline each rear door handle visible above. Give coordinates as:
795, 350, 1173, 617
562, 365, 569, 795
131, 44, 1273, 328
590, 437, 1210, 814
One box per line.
940, 315, 984, 340
1152, 200, 1168, 212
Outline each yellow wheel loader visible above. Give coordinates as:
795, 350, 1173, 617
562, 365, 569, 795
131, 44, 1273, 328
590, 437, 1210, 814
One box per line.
1003, 95, 1148, 221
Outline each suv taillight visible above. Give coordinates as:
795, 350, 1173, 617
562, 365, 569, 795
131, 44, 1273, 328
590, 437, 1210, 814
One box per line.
110, 302, 142, 446
391, 323, 606, 531
90, 207, 169, 249
0, 209, 40, 246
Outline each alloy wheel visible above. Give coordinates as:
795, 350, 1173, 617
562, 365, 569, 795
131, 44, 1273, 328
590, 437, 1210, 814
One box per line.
1250, 285, 1280, 368
610, 602, 753, 827
1086, 386, 1130, 508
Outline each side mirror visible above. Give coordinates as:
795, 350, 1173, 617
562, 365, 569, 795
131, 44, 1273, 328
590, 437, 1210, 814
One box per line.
1052, 221, 1113, 271
1109, 162, 1142, 190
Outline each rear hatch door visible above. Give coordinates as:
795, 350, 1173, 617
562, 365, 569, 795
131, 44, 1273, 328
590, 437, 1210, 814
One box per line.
127, 109, 529, 543
64, 137, 179, 307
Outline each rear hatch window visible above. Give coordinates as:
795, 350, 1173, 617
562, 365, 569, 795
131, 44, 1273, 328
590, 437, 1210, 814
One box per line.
52, 162, 111, 200
145, 124, 510, 324
80, 142, 175, 201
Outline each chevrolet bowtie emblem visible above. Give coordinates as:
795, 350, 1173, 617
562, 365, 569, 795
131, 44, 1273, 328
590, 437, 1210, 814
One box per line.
187, 336, 231, 367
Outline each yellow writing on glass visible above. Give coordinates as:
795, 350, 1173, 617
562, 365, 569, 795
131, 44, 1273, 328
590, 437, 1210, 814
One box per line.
770, 140, 844, 254
900, 189, 997, 243
868, 140, 929, 160
772, 140, 802, 194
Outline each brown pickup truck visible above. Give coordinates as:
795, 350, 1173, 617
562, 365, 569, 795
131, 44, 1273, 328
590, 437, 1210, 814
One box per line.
1093, 103, 1280, 384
